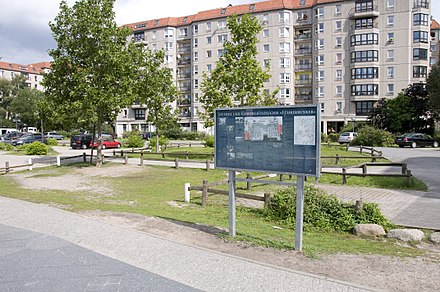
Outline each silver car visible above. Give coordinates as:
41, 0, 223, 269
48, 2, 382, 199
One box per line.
338, 132, 357, 144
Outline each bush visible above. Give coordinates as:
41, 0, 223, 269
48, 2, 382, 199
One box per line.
149, 136, 169, 151
182, 131, 200, 140
25, 142, 48, 155
46, 138, 58, 146
163, 127, 183, 139
125, 134, 144, 148
204, 136, 214, 147
265, 186, 393, 232
352, 126, 394, 147
328, 133, 339, 143
0, 142, 14, 151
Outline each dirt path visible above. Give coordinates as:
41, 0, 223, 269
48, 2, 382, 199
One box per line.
9, 165, 440, 291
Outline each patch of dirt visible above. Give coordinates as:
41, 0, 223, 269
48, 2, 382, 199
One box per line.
10, 166, 440, 291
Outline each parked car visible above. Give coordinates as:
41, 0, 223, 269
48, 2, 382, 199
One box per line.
394, 133, 439, 148
13, 133, 46, 146
70, 134, 94, 149
0, 131, 23, 144
338, 132, 358, 144
44, 132, 64, 140
90, 136, 122, 149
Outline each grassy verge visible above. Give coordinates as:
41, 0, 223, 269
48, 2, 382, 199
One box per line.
0, 164, 425, 258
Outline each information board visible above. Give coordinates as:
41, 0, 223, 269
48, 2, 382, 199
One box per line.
215, 105, 320, 176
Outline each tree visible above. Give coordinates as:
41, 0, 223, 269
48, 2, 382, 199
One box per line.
43, 0, 141, 166
427, 62, 440, 116
0, 75, 27, 123
10, 88, 45, 128
135, 48, 178, 152
200, 14, 278, 127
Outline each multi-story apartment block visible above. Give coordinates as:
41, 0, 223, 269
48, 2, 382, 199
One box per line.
431, 19, 440, 66
117, 0, 433, 136
0, 61, 50, 91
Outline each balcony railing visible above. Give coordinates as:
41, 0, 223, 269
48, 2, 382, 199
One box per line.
295, 79, 312, 86
295, 64, 312, 71
413, 0, 429, 9
177, 74, 191, 79
350, 22, 378, 31
177, 59, 191, 66
349, 5, 379, 19
294, 48, 312, 55
295, 95, 313, 102
177, 46, 191, 53
294, 33, 312, 41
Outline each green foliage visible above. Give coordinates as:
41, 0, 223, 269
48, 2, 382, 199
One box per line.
25, 142, 48, 155
204, 136, 214, 147
181, 131, 200, 140
46, 138, 58, 146
0, 142, 14, 151
200, 14, 278, 127
351, 126, 394, 147
427, 62, 440, 116
149, 136, 169, 151
126, 134, 144, 148
10, 89, 45, 128
265, 186, 393, 232
328, 133, 339, 143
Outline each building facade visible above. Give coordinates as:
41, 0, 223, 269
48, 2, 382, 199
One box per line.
0, 61, 50, 91
116, 0, 433, 137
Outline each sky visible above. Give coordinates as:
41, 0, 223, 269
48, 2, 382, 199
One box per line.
0, 0, 439, 65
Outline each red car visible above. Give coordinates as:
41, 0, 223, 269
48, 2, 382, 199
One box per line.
90, 137, 122, 149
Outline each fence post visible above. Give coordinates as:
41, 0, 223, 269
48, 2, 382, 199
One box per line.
279, 174, 284, 181
113, 150, 115, 156
56, 156, 61, 167
246, 173, 251, 190
185, 151, 189, 159
175, 158, 179, 169
124, 155, 128, 165
342, 168, 347, 184
335, 154, 340, 165
205, 160, 210, 171
362, 164, 367, 174
140, 150, 144, 166
83, 152, 86, 162
407, 170, 412, 184
372, 156, 376, 162
101, 154, 105, 164
184, 183, 191, 203
5, 162, 9, 174
370, 148, 374, 156
360, 146, 363, 154
202, 180, 208, 207
28, 159, 32, 171
402, 163, 407, 175
264, 192, 272, 207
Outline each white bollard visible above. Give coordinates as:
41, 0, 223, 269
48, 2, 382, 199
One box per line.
56, 156, 61, 167
28, 158, 32, 171
184, 183, 191, 203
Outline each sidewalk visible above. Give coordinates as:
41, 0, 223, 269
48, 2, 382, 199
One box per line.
0, 196, 370, 291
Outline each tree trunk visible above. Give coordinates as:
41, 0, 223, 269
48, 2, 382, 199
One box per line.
155, 128, 159, 153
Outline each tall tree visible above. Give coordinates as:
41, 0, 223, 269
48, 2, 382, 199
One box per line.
200, 14, 277, 127
0, 75, 27, 122
10, 88, 45, 129
43, 0, 140, 166
427, 62, 440, 116
135, 49, 178, 151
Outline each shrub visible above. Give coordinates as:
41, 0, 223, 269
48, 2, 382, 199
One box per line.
163, 127, 183, 139
46, 138, 58, 146
125, 134, 144, 148
0, 142, 13, 151
149, 136, 169, 151
25, 142, 48, 155
352, 126, 394, 147
265, 186, 393, 232
328, 133, 339, 143
182, 131, 200, 140
204, 136, 214, 147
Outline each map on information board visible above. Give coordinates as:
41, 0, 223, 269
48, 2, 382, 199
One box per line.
294, 116, 315, 145
244, 116, 282, 141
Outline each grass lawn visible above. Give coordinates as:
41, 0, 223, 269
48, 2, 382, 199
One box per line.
0, 163, 425, 258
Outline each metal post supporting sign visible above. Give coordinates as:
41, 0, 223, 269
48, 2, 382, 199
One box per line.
228, 170, 236, 237
295, 175, 305, 252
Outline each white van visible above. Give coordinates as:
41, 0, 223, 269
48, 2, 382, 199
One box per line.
24, 127, 38, 133
0, 128, 17, 136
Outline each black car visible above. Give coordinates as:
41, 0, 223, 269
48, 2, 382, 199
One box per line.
13, 133, 46, 146
395, 133, 439, 148
70, 134, 94, 149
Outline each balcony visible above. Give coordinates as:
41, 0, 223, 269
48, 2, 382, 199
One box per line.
178, 86, 191, 92
293, 18, 311, 27
294, 48, 312, 56
295, 95, 313, 103
178, 100, 191, 107
177, 59, 191, 66
295, 79, 312, 86
413, 0, 429, 9
350, 22, 378, 32
177, 45, 191, 53
294, 33, 312, 42
177, 73, 191, 80
349, 5, 379, 19
294, 64, 312, 71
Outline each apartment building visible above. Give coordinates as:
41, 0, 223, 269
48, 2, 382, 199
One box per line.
0, 61, 50, 91
117, 0, 433, 136
431, 19, 440, 66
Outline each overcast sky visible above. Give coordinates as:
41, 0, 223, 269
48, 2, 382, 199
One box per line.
0, 0, 439, 65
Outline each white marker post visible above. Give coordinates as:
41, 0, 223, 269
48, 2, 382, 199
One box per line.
184, 183, 191, 202
228, 170, 236, 237
295, 175, 305, 252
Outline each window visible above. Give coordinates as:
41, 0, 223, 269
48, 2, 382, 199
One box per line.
297, 11, 308, 21
336, 53, 342, 64
249, 4, 255, 11
164, 28, 174, 38
387, 67, 394, 78
413, 66, 428, 77
263, 29, 269, 37
431, 57, 437, 66
152, 43, 157, 51
316, 86, 324, 98
387, 32, 394, 44
315, 23, 324, 34
263, 59, 270, 67
387, 84, 394, 95
134, 109, 145, 120
263, 44, 270, 52
351, 84, 378, 96
336, 69, 343, 81
387, 0, 394, 9
315, 39, 324, 50
133, 32, 145, 42
337, 101, 343, 111
316, 70, 325, 81
279, 27, 290, 38
206, 50, 212, 58
152, 31, 157, 40
355, 18, 373, 29
263, 14, 269, 23
207, 64, 212, 72
206, 36, 212, 45
164, 55, 173, 64
179, 28, 188, 37
355, 1, 373, 13
336, 86, 343, 96
279, 58, 291, 68
300, 0, 305, 5
279, 42, 290, 53
194, 79, 199, 89
413, 48, 428, 60
221, 8, 226, 15
164, 42, 173, 50
218, 20, 227, 29
335, 5, 342, 15
387, 49, 394, 61
414, 13, 429, 25
431, 44, 437, 52
413, 0, 429, 9
206, 22, 212, 32
351, 67, 379, 79
336, 37, 342, 48
193, 38, 198, 48
279, 12, 290, 23
387, 16, 394, 27
193, 51, 198, 61
217, 34, 228, 43
315, 55, 324, 65
413, 31, 429, 43
320, 103, 325, 113
351, 50, 378, 62
356, 101, 374, 116
193, 65, 198, 75
280, 88, 291, 99
315, 7, 324, 18
335, 20, 342, 32
280, 73, 291, 83
217, 49, 225, 57
193, 24, 198, 34
351, 33, 378, 46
